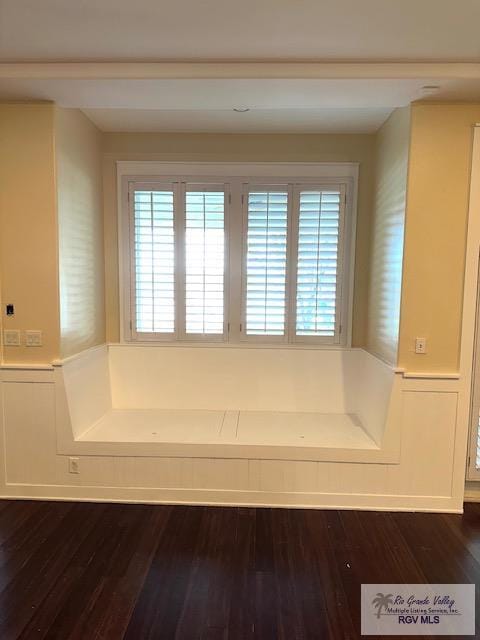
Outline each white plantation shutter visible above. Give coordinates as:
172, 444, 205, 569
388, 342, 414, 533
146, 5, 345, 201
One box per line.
125, 170, 353, 346
245, 189, 289, 336
295, 188, 342, 337
185, 188, 226, 335
133, 188, 175, 334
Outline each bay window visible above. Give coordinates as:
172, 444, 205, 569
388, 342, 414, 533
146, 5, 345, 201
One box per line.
120, 163, 356, 346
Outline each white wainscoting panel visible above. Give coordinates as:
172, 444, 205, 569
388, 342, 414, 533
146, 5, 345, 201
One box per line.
0, 347, 465, 513
3, 380, 57, 485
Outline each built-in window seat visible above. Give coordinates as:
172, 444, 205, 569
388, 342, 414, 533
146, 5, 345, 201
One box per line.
54, 345, 400, 464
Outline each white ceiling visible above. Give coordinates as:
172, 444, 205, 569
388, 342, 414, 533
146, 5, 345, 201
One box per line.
0, 79, 435, 110
1, 1, 480, 133
0, 75, 479, 133
0, 0, 480, 61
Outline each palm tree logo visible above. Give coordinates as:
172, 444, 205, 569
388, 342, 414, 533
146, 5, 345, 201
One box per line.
372, 593, 394, 618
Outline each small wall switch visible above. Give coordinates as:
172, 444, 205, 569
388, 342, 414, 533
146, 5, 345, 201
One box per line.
25, 330, 42, 347
68, 457, 80, 474
415, 337, 427, 354
3, 329, 20, 346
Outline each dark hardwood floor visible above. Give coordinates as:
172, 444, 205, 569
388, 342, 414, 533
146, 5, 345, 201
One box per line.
0, 500, 478, 639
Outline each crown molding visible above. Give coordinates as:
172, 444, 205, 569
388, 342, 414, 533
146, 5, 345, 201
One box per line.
1, 61, 480, 80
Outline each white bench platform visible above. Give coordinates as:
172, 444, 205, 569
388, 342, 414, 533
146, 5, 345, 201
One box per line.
79, 409, 378, 450
55, 344, 400, 463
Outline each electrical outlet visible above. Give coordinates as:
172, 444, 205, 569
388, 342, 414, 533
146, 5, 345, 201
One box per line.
68, 457, 80, 474
415, 337, 427, 354
3, 329, 20, 346
25, 330, 42, 347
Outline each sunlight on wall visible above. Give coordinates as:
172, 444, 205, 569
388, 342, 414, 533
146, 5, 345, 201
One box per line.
56, 108, 105, 358
367, 107, 410, 365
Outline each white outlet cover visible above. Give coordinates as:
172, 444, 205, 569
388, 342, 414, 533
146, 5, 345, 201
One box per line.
25, 330, 42, 347
3, 329, 20, 346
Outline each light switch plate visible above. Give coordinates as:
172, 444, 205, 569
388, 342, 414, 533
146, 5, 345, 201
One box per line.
25, 330, 42, 347
3, 329, 20, 346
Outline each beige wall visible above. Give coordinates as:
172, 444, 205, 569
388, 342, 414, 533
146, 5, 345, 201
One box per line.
366, 107, 410, 365
103, 132, 375, 345
56, 108, 105, 358
2, 103, 478, 372
398, 103, 480, 373
0, 103, 59, 363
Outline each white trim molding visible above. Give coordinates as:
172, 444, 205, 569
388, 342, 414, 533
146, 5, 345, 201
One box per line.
116, 161, 360, 178
2, 62, 480, 80
465, 125, 480, 482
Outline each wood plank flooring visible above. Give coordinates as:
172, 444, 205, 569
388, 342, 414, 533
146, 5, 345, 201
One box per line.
0, 500, 477, 639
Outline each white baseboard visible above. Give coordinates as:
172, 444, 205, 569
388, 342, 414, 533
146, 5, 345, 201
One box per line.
1, 483, 463, 513
464, 485, 480, 502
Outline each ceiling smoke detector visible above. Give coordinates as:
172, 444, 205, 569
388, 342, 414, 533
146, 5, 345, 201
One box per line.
233, 107, 251, 113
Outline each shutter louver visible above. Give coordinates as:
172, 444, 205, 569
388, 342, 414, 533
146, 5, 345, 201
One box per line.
185, 189, 225, 335
133, 189, 175, 334
295, 190, 341, 337
245, 190, 288, 335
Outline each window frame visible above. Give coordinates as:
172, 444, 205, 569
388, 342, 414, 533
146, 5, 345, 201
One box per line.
118, 162, 358, 348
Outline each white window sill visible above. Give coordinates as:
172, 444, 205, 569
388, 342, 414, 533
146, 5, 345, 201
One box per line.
114, 341, 355, 351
